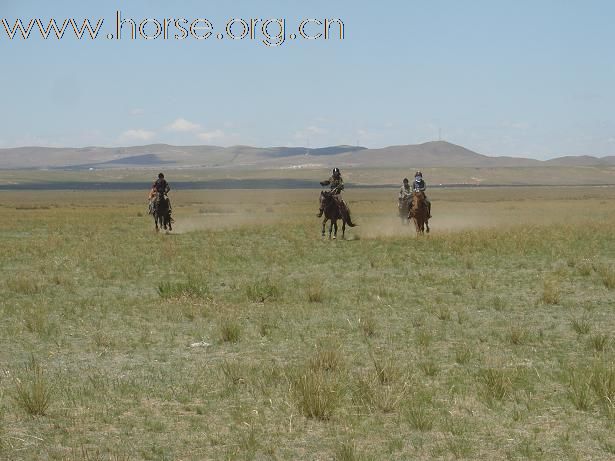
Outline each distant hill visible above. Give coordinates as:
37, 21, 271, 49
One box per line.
0, 141, 613, 170
544, 155, 615, 166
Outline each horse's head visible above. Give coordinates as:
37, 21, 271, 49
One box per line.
413, 191, 426, 203
320, 190, 333, 201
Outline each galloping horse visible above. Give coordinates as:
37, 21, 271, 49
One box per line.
320, 191, 356, 239
398, 195, 411, 225
153, 193, 173, 232
408, 191, 430, 234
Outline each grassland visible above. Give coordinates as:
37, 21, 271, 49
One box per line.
0, 184, 614, 460
1, 165, 615, 188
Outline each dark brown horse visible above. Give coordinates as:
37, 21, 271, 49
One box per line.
153, 193, 173, 232
408, 191, 430, 234
320, 191, 356, 239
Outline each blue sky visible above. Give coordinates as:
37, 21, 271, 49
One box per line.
1, 0, 614, 159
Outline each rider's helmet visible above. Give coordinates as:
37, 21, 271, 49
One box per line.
158, 172, 164, 179
403, 178, 409, 184
415, 170, 422, 178
332, 167, 340, 177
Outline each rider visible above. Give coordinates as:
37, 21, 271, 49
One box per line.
151, 172, 172, 214
409, 170, 431, 218
399, 177, 412, 202
317, 167, 344, 217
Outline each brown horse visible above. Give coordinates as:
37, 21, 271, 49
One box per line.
408, 191, 430, 234
153, 193, 173, 232
320, 191, 356, 239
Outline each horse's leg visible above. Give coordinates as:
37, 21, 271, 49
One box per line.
333, 220, 337, 240
322, 217, 327, 237
167, 214, 173, 231
425, 219, 430, 234
342, 220, 346, 239
329, 221, 333, 239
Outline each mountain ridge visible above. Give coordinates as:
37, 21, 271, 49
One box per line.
0, 141, 613, 169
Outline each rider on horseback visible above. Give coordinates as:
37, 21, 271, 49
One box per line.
399, 177, 412, 202
317, 167, 344, 217
151, 172, 172, 215
409, 171, 431, 218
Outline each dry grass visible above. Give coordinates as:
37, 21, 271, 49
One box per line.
0, 183, 614, 459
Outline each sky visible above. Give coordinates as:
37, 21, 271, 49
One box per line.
0, 0, 614, 159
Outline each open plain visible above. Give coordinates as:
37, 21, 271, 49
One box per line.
0, 180, 614, 460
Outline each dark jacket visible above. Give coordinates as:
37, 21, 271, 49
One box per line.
320, 176, 344, 194
413, 178, 426, 192
154, 178, 170, 195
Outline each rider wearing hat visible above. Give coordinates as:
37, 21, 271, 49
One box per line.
410, 171, 431, 218
317, 167, 344, 217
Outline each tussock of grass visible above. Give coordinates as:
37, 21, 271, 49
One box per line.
416, 329, 432, 349
577, 258, 594, 276
334, 440, 365, 461
245, 278, 280, 303
404, 391, 435, 432
590, 362, 615, 418
419, 358, 439, 377
220, 360, 245, 386
436, 306, 451, 321
479, 367, 511, 402
541, 279, 561, 305
292, 370, 340, 420
13, 356, 52, 416
566, 368, 593, 411
455, 344, 472, 365
589, 333, 610, 353
358, 314, 377, 337
491, 295, 506, 311
598, 265, 615, 289
310, 346, 344, 373
258, 314, 278, 337
370, 354, 400, 385
571, 314, 591, 335
509, 325, 529, 345
219, 318, 241, 343
157, 279, 209, 299
306, 281, 325, 303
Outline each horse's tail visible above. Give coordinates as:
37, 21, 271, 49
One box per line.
341, 203, 356, 227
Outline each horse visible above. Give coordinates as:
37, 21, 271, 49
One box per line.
320, 190, 356, 239
153, 193, 173, 232
398, 195, 411, 225
408, 191, 430, 234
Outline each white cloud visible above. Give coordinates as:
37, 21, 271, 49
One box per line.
120, 129, 156, 143
167, 118, 201, 132
130, 108, 145, 116
197, 130, 225, 142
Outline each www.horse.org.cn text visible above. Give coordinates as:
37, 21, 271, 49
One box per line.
0, 11, 345, 47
